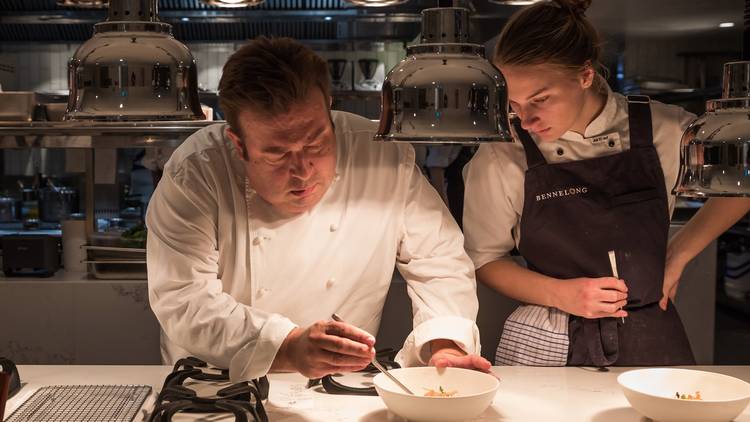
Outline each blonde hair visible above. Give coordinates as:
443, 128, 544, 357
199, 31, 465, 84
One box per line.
493, 0, 605, 80
218, 36, 331, 135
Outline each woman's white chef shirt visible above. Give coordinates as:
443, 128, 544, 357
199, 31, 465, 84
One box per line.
464, 87, 696, 270
147, 110, 480, 382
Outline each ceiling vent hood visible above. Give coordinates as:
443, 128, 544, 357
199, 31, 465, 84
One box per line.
375, 7, 512, 144
65, 0, 205, 121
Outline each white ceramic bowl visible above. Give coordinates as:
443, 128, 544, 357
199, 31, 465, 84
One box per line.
618, 368, 750, 422
373, 367, 499, 422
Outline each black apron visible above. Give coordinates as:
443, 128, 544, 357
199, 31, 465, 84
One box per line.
515, 96, 695, 367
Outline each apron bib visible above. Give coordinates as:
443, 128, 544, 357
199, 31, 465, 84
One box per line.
496, 96, 695, 367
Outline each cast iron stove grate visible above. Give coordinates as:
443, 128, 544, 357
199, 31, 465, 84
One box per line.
148, 356, 269, 422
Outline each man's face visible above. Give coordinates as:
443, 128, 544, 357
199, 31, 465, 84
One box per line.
227, 89, 337, 215
499, 63, 592, 142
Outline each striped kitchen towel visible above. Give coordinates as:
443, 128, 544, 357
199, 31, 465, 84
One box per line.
496, 305, 569, 366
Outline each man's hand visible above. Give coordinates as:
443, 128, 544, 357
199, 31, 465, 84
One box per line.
274, 319, 375, 378
428, 339, 491, 372
553, 277, 628, 319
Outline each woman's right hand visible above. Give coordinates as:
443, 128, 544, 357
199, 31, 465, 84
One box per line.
553, 277, 629, 319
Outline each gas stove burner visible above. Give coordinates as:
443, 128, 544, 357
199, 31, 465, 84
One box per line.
307, 348, 400, 396
149, 356, 269, 422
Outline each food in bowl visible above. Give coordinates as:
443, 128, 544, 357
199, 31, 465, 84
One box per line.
618, 368, 750, 422
424, 386, 457, 397
676, 391, 702, 400
374, 367, 499, 422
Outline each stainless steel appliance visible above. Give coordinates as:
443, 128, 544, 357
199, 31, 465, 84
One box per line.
353, 58, 384, 91
328, 59, 353, 91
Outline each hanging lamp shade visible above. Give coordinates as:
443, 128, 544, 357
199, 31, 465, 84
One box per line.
66, 0, 204, 121
375, 7, 512, 144
674, 0, 750, 197
673, 61, 750, 197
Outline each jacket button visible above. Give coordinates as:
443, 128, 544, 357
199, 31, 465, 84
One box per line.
330, 223, 338, 232
252, 235, 272, 245
257, 288, 271, 298
608, 140, 615, 147
326, 278, 335, 288
556, 148, 564, 156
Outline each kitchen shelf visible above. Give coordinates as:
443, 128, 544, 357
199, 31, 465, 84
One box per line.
0, 269, 145, 284
0, 120, 218, 148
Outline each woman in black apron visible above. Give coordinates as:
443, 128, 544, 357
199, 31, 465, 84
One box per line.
463, 0, 695, 367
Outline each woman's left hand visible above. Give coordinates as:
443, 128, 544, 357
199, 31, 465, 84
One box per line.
661, 246, 689, 311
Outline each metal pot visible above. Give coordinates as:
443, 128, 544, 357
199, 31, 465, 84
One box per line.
38, 186, 79, 223
0, 196, 16, 222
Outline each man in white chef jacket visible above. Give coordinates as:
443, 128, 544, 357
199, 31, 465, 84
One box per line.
146, 36, 489, 382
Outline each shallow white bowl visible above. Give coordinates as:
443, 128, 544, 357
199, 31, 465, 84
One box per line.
373, 367, 499, 422
618, 368, 750, 422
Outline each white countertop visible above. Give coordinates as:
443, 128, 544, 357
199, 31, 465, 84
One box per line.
5, 365, 750, 421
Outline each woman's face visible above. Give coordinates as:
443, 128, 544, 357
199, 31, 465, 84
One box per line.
498, 63, 594, 142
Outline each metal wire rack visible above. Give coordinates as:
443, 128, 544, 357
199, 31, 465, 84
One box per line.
5, 384, 151, 422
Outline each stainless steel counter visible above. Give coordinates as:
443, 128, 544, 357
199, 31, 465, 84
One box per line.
0, 120, 217, 148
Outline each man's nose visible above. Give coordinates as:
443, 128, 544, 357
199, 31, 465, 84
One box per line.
290, 151, 313, 179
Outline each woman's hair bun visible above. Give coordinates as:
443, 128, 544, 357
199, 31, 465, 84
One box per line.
553, 0, 592, 17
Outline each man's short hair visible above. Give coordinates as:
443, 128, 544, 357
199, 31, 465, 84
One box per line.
218, 36, 331, 135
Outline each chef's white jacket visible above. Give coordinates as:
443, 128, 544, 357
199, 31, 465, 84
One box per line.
147, 110, 480, 381
464, 87, 696, 270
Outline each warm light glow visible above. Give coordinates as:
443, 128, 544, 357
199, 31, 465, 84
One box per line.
344, 0, 409, 7
201, 0, 265, 7
488, 0, 544, 5
719, 22, 735, 28
56, 0, 108, 7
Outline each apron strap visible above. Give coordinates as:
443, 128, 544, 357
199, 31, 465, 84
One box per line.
626, 95, 654, 149
512, 117, 547, 169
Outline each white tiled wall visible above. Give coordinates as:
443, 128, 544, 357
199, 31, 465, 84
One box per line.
188, 43, 238, 92
0, 43, 78, 92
